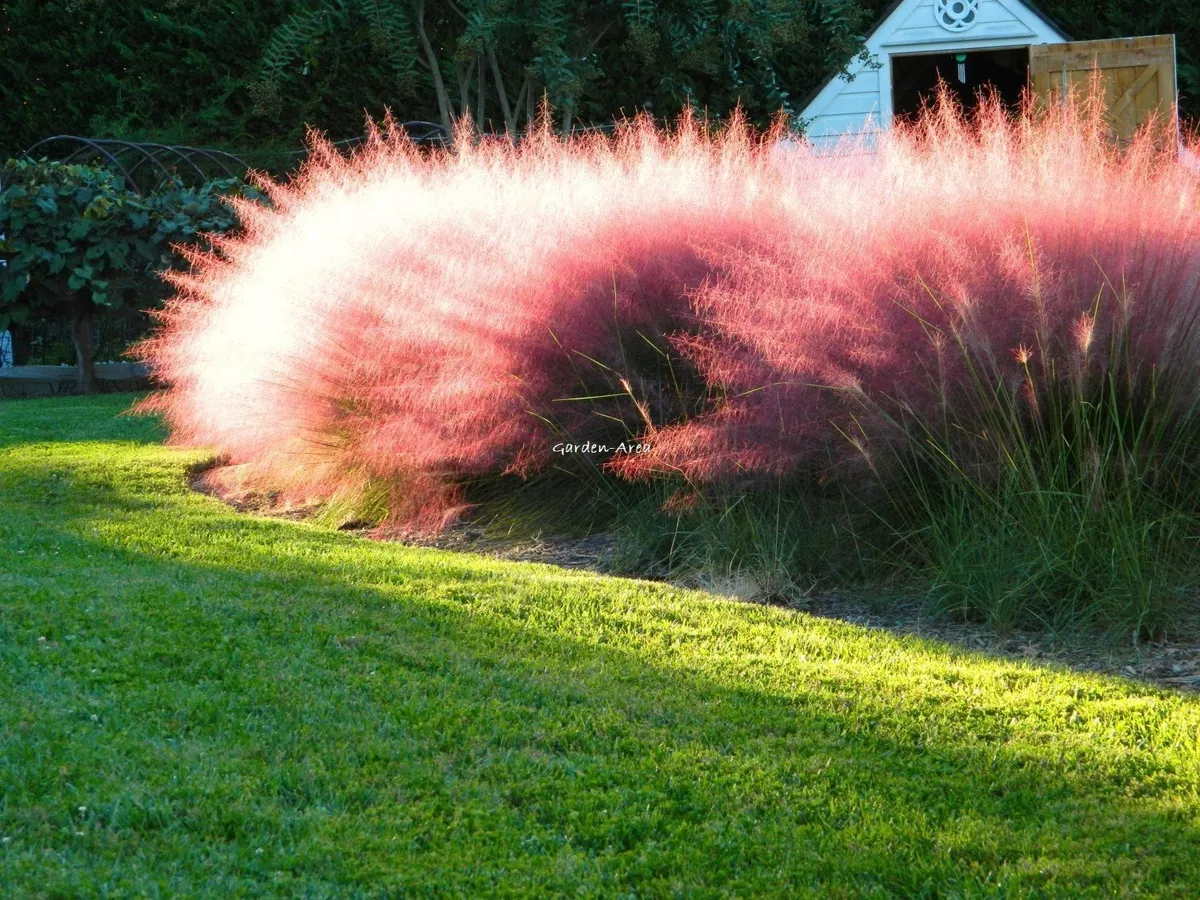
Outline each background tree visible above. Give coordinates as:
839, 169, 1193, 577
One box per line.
254, 1, 873, 135
5, 2, 1196, 163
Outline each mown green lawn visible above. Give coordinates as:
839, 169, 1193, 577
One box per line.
0, 394, 1197, 897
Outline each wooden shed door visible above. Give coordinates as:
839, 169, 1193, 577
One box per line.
1029, 35, 1177, 142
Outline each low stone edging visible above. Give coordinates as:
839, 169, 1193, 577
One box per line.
0, 363, 153, 398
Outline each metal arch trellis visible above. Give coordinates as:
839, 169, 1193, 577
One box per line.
21, 137, 139, 186
20, 136, 253, 194
317, 120, 450, 154
20, 125, 451, 193
382, 120, 449, 145
14, 121, 699, 195
115, 142, 233, 188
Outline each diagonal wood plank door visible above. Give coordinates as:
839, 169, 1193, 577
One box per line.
1030, 35, 1177, 143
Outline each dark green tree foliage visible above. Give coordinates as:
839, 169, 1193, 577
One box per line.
0, 1, 873, 158
255, 0, 422, 120
605, 0, 874, 125
253, 1, 873, 133
1, 1, 1197, 159
0, 158, 262, 390
0, 0, 419, 168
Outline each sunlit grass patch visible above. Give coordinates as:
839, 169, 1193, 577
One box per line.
0, 395, 1197, 894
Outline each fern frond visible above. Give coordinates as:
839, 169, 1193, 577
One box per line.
260, 4, 336, 82
357, 0, 420, 85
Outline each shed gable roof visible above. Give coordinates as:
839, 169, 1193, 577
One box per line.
861, 0, 1070, 49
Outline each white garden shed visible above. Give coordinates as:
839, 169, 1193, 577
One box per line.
799, 0, 1178, 149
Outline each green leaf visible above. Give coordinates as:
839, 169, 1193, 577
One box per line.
2, 279, 26, 304
2, 157, 263, 326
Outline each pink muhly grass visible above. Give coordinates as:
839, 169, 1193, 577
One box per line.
137, 95, 1200, 528
613, 92, 1200, 485
137, 112, 788, 525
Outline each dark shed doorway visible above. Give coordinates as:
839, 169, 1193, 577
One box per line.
891, 47, 1030, 122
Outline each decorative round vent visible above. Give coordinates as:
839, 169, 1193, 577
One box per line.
934, 0, 980, 32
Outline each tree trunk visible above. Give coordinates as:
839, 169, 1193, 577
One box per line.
511, 78, 529, 133
456, 60, 471, 121
414, 0, 454, 133
487, 43, 516, 133
476, 53, 486, 129
9, 321, 31, 366
71, 296, 97, 394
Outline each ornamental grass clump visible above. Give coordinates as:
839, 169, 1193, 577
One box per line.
138, 95, 1200, 637
137, 112, 779, 526
630, 94, 1200, 636
864, 274, 1200, 638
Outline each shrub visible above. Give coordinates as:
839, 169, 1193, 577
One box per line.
0, 159, 265, 388
138, 97, 1200, 637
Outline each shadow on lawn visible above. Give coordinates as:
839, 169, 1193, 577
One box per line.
3, 442, 1199, 894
